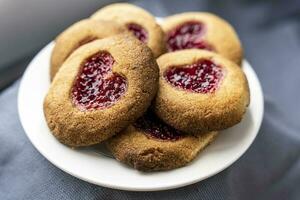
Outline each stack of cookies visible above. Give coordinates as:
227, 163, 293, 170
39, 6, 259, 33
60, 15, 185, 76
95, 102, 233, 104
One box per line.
44, 3, 250, 171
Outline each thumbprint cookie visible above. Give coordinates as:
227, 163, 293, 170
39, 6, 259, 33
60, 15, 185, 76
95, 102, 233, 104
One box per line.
154, 50, 250, 134
44, 35, 159, 147
162, 12, 243, 65
91, 3, 166, 58
50, 19, 126, 80
106, 111, 218, 171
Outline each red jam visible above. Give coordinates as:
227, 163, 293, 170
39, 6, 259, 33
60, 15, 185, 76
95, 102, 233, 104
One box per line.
134, 111, 184, 141
127, 23, 148, 43
72, 52, 127, 110
166, 21, 213, 52
164, 59, 223, 93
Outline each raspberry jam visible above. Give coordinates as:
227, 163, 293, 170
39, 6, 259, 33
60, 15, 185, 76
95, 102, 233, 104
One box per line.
72, 52, 127, 110
134, 111, 184, 141
127, 23, 148, 43
166, 21, 213, 52
164, 59, 223, 93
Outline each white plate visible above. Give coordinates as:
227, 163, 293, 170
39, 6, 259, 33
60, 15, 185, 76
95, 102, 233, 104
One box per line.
18, 41, 263, 191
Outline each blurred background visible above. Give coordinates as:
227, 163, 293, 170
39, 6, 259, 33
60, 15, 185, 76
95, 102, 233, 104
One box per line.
0, 0, 300, 199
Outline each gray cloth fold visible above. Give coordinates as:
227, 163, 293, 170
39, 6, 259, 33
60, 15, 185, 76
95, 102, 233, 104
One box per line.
1, 0, 300, 199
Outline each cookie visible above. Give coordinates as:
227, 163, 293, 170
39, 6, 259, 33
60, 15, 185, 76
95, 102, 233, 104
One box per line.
162, 12, 243, 65
44, 35, 159, 147
154, 49, 250, 134
50, 19, 126, 80
91, 3, 166, 58
106, 111, 218, 171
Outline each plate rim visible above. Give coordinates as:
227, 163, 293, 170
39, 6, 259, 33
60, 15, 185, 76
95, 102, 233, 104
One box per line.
18, 41, 264, 191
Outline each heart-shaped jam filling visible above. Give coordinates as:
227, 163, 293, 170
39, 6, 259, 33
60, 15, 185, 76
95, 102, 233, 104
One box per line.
164, 59, 223, 93
127, 23, 148, 43
72, 52, 127, 110
134, 111, 185, 141
166, 21, 213, 52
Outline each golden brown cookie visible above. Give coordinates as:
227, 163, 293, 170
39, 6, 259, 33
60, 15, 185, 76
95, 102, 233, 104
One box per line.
44, 34, 159, 147
91, 3, 166, 58
162, 12, 243, 65
154, 49, 250, 134
107, 111, 218, 171
50, 19, 126, 80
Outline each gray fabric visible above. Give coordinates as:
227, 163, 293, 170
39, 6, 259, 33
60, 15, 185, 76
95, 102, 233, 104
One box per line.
1, 0, 300, 199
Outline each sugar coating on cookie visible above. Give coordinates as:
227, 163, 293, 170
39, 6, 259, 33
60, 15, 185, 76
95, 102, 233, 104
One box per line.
162, 12, 243, 65
154, 49, 250, 134
44, 35, 159, 147
107, 111, 218, 171
91, 3, 166, 58
50, 19, 126, 80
